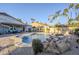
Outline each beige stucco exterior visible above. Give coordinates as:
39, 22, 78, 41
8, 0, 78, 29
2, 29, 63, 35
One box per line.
31, 22, 79, 35
32, 22, 50, 32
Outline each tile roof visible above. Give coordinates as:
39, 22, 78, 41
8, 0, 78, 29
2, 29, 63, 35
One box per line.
0, 12, 24, 25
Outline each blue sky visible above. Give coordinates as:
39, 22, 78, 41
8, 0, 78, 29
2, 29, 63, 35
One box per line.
0, 3, 70, 25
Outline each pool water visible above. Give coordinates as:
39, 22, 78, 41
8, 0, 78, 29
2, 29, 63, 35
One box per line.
22, 36, 32, 43
22, 33, 49, 44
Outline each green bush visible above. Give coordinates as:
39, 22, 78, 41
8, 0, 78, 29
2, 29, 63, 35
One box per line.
32, 39, 44, 55
76, 39, 79, 44
74, 28, 79, 36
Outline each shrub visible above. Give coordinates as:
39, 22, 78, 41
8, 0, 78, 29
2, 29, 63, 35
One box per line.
74, 28, 79, 36
32, 39, 44, 55
76, 39, 79, 44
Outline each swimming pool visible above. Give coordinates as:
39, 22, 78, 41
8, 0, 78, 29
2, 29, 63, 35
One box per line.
22, 33, 49, 44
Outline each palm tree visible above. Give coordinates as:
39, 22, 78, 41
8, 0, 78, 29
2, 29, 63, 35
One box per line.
48, 8, 69, 24
68, 18, 74, 25
75, 4, 79, 9
75, 4, 79, 20
68, 4, 74, 15
62, 8, 70, 19
31, 18, 36, 23
63, 4, 75, 24
48, 10, 61, 23
63, 8, 69, 14
16, 18, 24, 23
48, 4, 79, 25
69, 3, 74, 9
75, 14, 79, 21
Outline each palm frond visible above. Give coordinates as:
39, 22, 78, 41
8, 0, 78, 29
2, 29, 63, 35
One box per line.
63, 8, 69, 14
69, 3, 74, 9
75, 4, 79, 9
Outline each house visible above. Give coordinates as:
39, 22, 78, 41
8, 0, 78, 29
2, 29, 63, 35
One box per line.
49, 24, 69, 35
31, 22, 50, 32
0, 12, 25, 34
24, 24, 32, 32
68, 22, 79, 30
49, 26, 62, 34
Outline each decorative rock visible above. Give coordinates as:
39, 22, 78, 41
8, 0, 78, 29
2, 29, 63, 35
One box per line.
44, 35, 71, 54
56, 41, 70, 53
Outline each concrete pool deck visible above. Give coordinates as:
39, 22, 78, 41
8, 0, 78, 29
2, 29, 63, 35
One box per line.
0, 32, 79, 55
10, 34, 79, 55
10, 47, 34, 55
0, 32, 47, 55
0, 36, 19, 55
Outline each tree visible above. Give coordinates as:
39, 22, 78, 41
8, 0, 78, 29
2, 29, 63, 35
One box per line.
69, 3, 74, 9
32, 39, 43, 54
62, 8, 69, 19
68, 18, 74, 25
48, 9, 69, 24
31, 18, 36, 23
75, 4, 79, 9
75, 4, 79, 19
63, 8, 69, 14
48, 10, 62, 23
16, 18, 23, 23
75, 14, 79, 20
48, 4, 79, 25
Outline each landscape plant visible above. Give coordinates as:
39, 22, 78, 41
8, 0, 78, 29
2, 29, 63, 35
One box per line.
32, 39, 44, 55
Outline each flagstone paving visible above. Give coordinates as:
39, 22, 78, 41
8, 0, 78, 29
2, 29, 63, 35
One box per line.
10, 34, 79, 55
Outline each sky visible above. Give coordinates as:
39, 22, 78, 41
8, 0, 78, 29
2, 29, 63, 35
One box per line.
0, 3, 70, 25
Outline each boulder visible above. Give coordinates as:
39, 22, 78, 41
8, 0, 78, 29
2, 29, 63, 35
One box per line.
44, 36, 71, 54
56, 40, 70, 53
